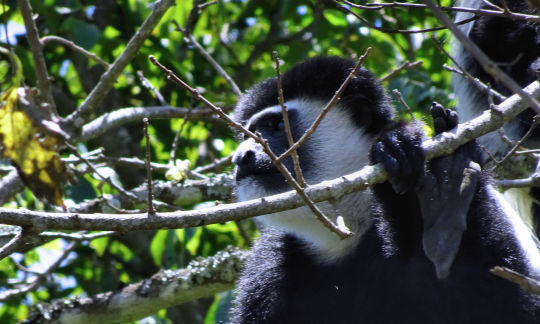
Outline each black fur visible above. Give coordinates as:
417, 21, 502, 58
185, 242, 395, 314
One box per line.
453, 0, 540, 235
457, 0, 540, 145
234, 56, 395, 135
231, 56, 540, 323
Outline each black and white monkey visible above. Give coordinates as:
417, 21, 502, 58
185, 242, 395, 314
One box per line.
453, 0, 540, 230
229, 56, 540, 323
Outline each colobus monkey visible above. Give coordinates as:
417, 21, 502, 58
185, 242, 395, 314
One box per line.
453, 0, 540, 230
230, 56, 540, 323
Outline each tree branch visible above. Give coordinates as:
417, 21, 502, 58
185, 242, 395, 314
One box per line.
0, 80, 538, 232
79, 106, 225, 142
62, 0, 175, 131
420, 0, 540, 114
17, 0, 57, 114
24, 247, 247, 324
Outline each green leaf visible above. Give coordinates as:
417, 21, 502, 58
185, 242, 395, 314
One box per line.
150, 230, 168, 266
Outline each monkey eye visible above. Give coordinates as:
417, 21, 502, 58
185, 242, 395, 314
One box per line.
276, 120, 285, 131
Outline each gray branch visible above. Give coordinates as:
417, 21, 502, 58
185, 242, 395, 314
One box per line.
79, 106, 224, 141
24, 247, 247, 324
62, 0, 175, 130
0, 80, 538, 233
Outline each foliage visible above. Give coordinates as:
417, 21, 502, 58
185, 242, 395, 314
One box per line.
0, 0, 457, 323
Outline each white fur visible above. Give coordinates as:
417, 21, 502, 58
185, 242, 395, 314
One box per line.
503, 187, 534, 226
489, 186, 540, 270
235, 99, 374, 263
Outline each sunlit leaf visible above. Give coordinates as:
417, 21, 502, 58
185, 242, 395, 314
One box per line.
0, 87, 68, 206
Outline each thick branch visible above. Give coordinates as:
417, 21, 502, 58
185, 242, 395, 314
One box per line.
79, 106, 224, 141
1, 81, 538, 232
62, 0, 175, 130
420, 0, 540, 114
24, 247, 247, 324
0, 171, 25, 205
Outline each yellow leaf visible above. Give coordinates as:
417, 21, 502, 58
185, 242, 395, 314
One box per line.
0, 87, 68, 206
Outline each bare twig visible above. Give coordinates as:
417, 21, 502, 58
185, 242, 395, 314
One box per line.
496, 174, 540, 188
169, 98, 193, 166
491, 266, 540, 295
64, 142, 139, 201
0, 228, 24, 260
0, 241, 78, 301
173, 20, 242, 97
420, 0, 540, 114
62, 0, 175, 131
0, 230, 117, 241
1, 81, 537, 232
431, 35, 506, 102
392, 89, 415, 120
334, 1, 478, 34
137, 70, 167, 106
338, 0, 539, 22
143, 118, 155, 215
443, 64, 506, 101
41, 36, 110, 69
17, 0, 57, 114
493, 115, 540, 172
273, 51, 306, 187
0, 170, 25, 206
149, 55, 353, 238
194, 155, 233, 173
277, 48, 372, 163
198, 0, 217, 10
79, 106, 225, 142
380, 60, 423, 82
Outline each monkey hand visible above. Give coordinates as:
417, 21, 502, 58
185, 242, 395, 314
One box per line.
370, 123, 425, 195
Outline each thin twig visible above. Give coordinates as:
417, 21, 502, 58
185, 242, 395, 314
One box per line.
0, 241, 78, 301
334, 1, 478, 34
420, 0, 540, 114
443, 64, 506, 101
234, 220, 252, 246
169, 97, 194, 166
194, 155, 233, 173
0, 230, 115, 242
79, 106, 225, 142
173, 20, 242, 97
392, 89, 415, 120
198, 0, 217, 10
62, 0, 175, 130
64, 142, 139, 201
277, 48, 372, 163
492, 115, 540, 172
0, 228, 24, 260
137, 70, 167, 106
272, 51, 306, 187
496, 174, 540, 188
149, 55, 352, 238
338, 0, 539, 22
380, 60, 423, 82
143, 118, 155, 216
17, 0, 57, 115
41, 36, 110, 69
491, 266, 540, 295
431, 35, 506, 102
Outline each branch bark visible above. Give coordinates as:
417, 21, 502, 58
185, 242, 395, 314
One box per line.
24, 247, 247, 324
62, 0, 175, 131
79, 106, 224, 141
1, 81, 538, 232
